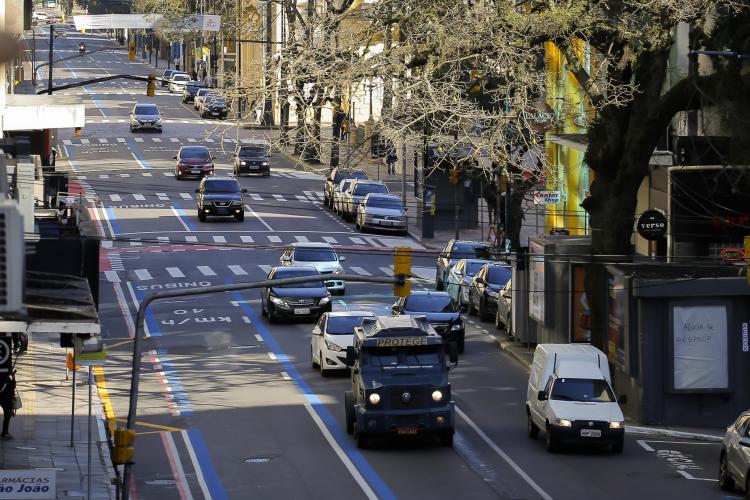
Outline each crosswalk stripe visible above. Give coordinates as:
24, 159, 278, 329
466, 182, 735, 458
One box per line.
134, 269, 153, 280
63, 139, 72, 145
179, 193, 192, 200
156, 193, 168, 200
134, 137, 144, 143
349, 236, 366, 245
197, 266, 216, 276
143, 172, 152, 177
170, 137, 180, 142
187, 138, 196, 142
315, 191, 324, 197
267, 235, 281, 243
133, 194, 145, 200
153, 137, 162, 142
273, 194, 286, 202
117, 138, 126, 143
104, 271, 120, 282
100, 174, 109, 179
240, 235, 254, 243
164, 172, 174, 177
228, 265, 247, 276
109, 194, 121, 201
99, 138, 108, 143
294, 236, 309, 243
81, 138, 90, 144
249, 194, 263, 201
378, 266, 393, 276
205, 138, 215, 143
295, 195, 311, 203
158, 236, 170, 242
186, 235, 198, 243
322, 236, 338, 244
213, 236, 226, 243
120, 173, 130, 178
258, 265, 272, 274
166, 267, 185, 278
350, 266, 372, 276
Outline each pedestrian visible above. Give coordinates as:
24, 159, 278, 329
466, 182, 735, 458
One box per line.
0, 372, 16, 440
385, 147, 397, 175
340, 119, 349, 141
50, 148, 57, 167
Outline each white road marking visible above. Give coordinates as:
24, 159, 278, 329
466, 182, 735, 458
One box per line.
153, 137, 162, 142
125, 281, 149, 337
212, 236, 226, 243
117, 138, 126, 143
100, 174, 109, 179
244, 205, 274, 231
636, 440, 655, 452
456, 407, 552, 500
296, 195, 311, 203
170, 137, 180, 142
156, 193, 169, 200
228, 265, 247, 276
268, 352, 277, 360
187, 138, 196, 142
280, 371, 292, 381
294, 236, 309, 243
350, 267, 372, 276
158, 236, 170, 243
143, 172, 152, 177
349, 236, 366, 245
170, 207, 192, 232
273, 194, 286, 202
131, 152, 148, 169
98, 138, 108, 143
134, 269, 153, 280
162, 431, 194, 500
133, 194, 146, 201
249, 194, 263, 201
179, 192, 192, 200
180, 430, 212, 500
205, 138, 214, 143
254, 334, 263, 342
258, 265, 272, 274
120, 173, 130, 178
185, 235, 198, 243
63, 139, 72, 145
322, 236, 338, 244
267, 235, 281, 243
378, 267, 393, 276
104, 271, 120, 283
240, 235, 254, 243
109, 194, 122, 202
197, 266, 216, 276
134, 137, 144, 143
81, 138, 90, 144
676, 470, 718, 482
167, 267, 186, 278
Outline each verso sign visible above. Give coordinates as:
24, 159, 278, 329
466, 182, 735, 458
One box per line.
637, 210, 667, 241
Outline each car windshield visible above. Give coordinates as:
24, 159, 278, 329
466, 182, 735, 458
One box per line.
354, 183, 388, 196
239, 146, 267, 157
163, 70, 174, 78
186, 82, 204, 89
367, 197, 402, 210
180, 148, 210, 160
326, 315, 371, 335
173, 74, 189, 81
488, 266, 512, 285
404, 295, 457, 313
134, 105, 158, 115
464, 261, 486, 276
273, 269, 324, 288
550, 378, 615, 403
338, 179, 354, 191
196, 89, 209, 96
334, 171, 366, 183
204, 180, 239, 193
451, 243, 493, 259
294, 248, 337, 262
361, 346, 442, 370
208, 97, 226, 105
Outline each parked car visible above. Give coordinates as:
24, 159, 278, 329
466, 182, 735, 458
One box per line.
719, 409, 750, 496
280, 242, 346, 295
193, 88, 215, 110
195, 176, 246, 222
333, 178, 356, 215
200, 96, 229, 119
311, 311, 376, 376
355, 193, 407, 234
527, 344, 626, 453
495, 280, 512, 331
435, 239, 494, 290
341, 179, 389, 221
168, 72, 190, 93
261, 266, 332, 323
129, 103, 162, 133
467, 262, 512, 321
182, 81, 206, 103
161, 69, 175, 87
234, 141, 271, 176
324, 168, 366, 208
32, 11, 49, 21
174, 145, 214, 179
391, 290, 465, 353
445, 259, 490, 310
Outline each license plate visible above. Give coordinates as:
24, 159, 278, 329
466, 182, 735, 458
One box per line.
191, 169, 200, 174
249, 165, 259, 170
294, 308, 310, 315
212, 112, 219, 115
397, 427, 418, 435
580, 429, 602, 438
379, 220, 394, 226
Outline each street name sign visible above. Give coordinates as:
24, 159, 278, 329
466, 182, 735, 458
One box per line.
0, 470, 55, 499
532, 191, 561, 205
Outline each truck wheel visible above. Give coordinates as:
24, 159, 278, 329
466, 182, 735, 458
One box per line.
354, 428, 368, 449
344, 391, 355, 435
439, 431, 454, 447
719, 453, 735, 491
545, 425, 558, 452
527, 412, 539, 439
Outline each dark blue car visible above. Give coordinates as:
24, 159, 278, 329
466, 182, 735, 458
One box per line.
261, 266, 332, 323
468, 263, 511, 321
392, 291, 465, 353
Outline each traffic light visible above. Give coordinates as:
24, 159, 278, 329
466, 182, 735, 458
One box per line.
146, 74, 155, 96
393, 246, 412, 297
449, 168, 459, 185
112, 427, 135, 465
128, 43, 135, 61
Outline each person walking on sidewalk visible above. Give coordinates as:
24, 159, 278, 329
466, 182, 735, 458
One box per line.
0, 372, 17, 439
385, 147, 397, 175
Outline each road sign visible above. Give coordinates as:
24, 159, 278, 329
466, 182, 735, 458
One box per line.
637, 210, 667, 240
532, 191, 561, 205
0, 469, 55, 499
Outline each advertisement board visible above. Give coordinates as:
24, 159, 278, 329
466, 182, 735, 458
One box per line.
571, 265, 592, 342
672, 304, 728, 391
0, 470, 56, 499
529, 241, 545, 323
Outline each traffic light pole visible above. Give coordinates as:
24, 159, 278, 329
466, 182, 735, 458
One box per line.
119, 273, 406, 500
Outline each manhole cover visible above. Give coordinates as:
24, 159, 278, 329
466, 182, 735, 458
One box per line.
145, 479, 177, 486
244, 457, 271, 463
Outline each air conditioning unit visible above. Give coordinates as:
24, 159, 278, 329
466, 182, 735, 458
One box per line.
0, 201, 24, 313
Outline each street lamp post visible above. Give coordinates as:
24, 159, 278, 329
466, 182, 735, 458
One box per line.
47, 25, 54, 95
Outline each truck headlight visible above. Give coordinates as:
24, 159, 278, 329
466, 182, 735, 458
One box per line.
554, 418, 573, 427
324, 339, 342, 352
368, 393, 380, 405
269, 296, 284, 305
609, 421, 623, 429
262, 162, 269, 166
451, 323, 463, 331
431, 390, 443, 402
319, 296, 331, 305
230, 200, 242, 206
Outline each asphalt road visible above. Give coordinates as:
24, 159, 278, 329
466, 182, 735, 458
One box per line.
39, 24, 745, 500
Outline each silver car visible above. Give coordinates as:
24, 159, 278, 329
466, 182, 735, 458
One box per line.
129, 103, 162, 132
341, 179, 389, 221
168, 72, 190, 93
333, 178, 356, 215
719, 410, 750, 496
356, 193, 407, 234
280, 242, 346, 295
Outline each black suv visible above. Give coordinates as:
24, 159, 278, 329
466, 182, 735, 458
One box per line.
391, 291, 465, 353
261, 266, 332, 322
201, 96, 229, 119
182, 81, 207, 103
195, 177, 247, 222
234, 142, 271, 176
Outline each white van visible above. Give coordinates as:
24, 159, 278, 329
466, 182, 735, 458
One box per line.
526, 343, 626, 453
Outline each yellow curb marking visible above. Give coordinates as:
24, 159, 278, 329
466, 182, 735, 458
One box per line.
92, 366, 118, 435
115, 418, 183, 433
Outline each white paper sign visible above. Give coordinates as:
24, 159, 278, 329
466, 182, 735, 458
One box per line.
0, 470, 56, 499
673, 305, 728, 390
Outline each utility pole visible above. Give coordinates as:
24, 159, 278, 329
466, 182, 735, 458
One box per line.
31, 28, 36, 86
496, 163, 503, 255
261, 0, 274, 125
47, 25, 54, 95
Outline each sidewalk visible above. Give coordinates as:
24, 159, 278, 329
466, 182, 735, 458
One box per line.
1, 340, 116, 499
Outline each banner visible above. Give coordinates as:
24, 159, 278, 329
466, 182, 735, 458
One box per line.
73, 14, 221, 31
0, 470, 56, 499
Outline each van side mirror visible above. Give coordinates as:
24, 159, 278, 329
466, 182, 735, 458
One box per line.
617, 394, 628, 405
345, 346, 356, 367
339, 255, 346, 262
447, 342, 458, 364
537, 390, 547, 401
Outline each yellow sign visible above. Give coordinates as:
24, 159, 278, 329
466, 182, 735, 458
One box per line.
375, 337, 428, 347
66, 352, 81, 371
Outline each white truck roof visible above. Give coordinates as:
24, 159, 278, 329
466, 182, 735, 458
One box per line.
530, 343, 611, 388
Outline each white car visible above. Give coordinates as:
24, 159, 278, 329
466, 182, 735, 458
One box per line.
32, 11, 49, 21
168, 73, 190, 93
341, 179, 389, 221
194, 88, 215, 110
280, 242, 346, 295
311, 311, 375, 375
719, 410, 750, 496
